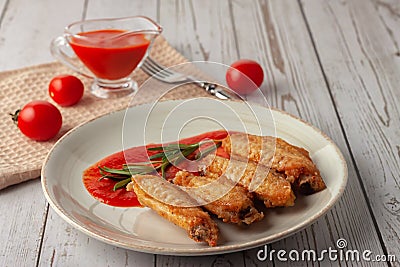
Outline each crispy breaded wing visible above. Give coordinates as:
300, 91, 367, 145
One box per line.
127, 175, 219, 247
203, 156, 295, 208
173, 171, 264, 225
222, 133, 326, 194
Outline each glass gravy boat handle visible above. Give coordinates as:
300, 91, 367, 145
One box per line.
50, 36, 93, 79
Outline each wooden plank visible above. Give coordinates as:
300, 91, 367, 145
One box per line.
301, 0, 400, 260
0, 0, 8, 26
228, 0, 387, 266
38, 209, 154, 267
0, 180, 48, 267
0, 0, 84, 71
160, 0, 238, 63
84, 0, 158, 20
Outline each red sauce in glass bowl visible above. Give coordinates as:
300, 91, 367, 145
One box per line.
82, 130, 229, 207
70, 29, 150, 80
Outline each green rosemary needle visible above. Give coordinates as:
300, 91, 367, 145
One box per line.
99, 139, 222, 191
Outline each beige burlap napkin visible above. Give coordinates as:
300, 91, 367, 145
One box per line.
0, 37, 211, 190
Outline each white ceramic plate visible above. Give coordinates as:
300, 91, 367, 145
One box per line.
41, 99, 347, 256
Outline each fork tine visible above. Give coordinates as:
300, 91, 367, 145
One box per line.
141, 57, 191, 84
142, 61, 168, 79
145, 57, 164, 72
146, 57, 174, 75
140, 58, 231, 99
142, 62, 171, 80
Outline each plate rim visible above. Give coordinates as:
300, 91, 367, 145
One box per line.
41, 99, 348, 256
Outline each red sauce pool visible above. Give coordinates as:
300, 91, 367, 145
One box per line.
70, 29, 150, 80
83, 130, 229, 207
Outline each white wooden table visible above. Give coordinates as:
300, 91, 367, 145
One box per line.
1, 0, 399, 266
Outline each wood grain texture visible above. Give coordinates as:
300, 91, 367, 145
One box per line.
0, 0, 84, 71
301, 0, 400, 261
38, 210, 154, 267
0, 0, 8, 28
84, 0, 158, 19
229, 0, 388, 266
160, 0, 238, 64
159, 0, 238, 87
0, 180, 47, 267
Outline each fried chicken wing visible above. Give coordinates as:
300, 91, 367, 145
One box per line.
173, 171, 264, 225
222, 133, 326, 194
202, 155, 295, 208
127, 175, 219, 246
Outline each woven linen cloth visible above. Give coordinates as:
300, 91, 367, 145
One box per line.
0, 36, 212, 190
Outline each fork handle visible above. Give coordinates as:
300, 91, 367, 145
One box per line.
197, 81, 233, 100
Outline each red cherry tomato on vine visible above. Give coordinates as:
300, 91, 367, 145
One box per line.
10, 100, 62, 141
226, 59, 264, 95
49, 75, 84, 106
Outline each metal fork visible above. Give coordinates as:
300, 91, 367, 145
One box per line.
141, 57, 232, 100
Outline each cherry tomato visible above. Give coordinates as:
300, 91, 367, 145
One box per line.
49, 75, 84, 106
226, 59, 264, 95
11, 100, 62, 141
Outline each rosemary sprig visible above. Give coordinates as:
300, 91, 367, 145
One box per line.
98, 165, 157, 191
148, 140, 221, 179
98, 139, 222, 191
195, 141, 222, 159
113, 178, 132, 191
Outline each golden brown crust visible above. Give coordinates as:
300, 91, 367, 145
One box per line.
222, 133, 326, 193
173, 171, 264, 225
129, 175, 219, 246
203, 156, 296, 208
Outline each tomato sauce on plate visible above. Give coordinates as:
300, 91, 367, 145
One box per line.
70, 29, 150, 80
83, 130, 229, 207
